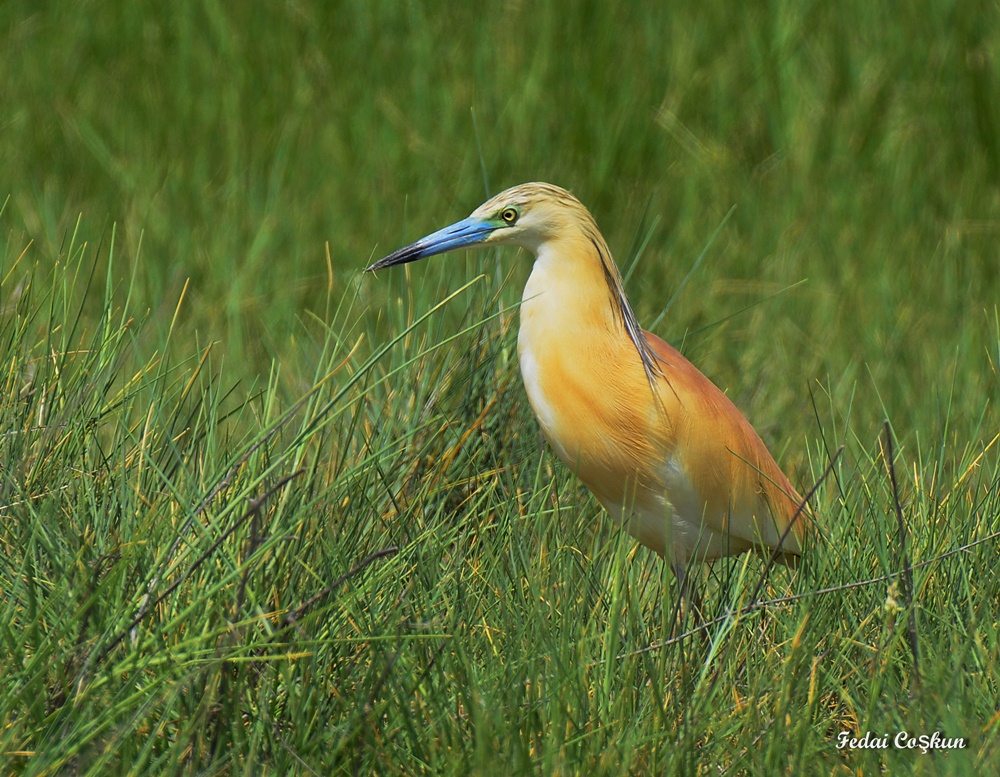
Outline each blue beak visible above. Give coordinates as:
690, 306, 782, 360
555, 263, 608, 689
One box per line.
366, 217, 497, 272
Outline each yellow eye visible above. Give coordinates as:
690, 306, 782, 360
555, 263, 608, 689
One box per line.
500, 207, 518, 224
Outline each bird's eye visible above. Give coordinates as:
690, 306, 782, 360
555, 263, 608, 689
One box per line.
500, 207, 518, 225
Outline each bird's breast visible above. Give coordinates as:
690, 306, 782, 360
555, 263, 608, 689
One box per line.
517, 340, 567, 458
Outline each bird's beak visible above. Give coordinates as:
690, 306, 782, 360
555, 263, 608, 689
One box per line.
365, 217, 497, 272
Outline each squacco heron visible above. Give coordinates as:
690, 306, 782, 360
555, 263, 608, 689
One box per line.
367, 183, 806, 589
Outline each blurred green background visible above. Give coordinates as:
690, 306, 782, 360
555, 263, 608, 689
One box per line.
6, 2, 998, 432
3, 1, 999, 773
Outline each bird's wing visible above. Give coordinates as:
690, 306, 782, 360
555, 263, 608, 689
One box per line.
642, 329, 808, 556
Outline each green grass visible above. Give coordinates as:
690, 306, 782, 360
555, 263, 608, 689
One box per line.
2, 1, 999, 773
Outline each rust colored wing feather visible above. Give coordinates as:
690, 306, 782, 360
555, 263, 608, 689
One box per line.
642, 330, 808, 557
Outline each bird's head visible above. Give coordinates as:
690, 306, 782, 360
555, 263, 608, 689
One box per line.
365, 183, 589, 272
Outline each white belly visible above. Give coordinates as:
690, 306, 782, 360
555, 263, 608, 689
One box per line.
597, 455, 756, 566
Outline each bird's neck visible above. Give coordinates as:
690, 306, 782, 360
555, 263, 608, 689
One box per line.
515, 231, 662, 500
516, 234, 638, 466
519, 235, 623, 339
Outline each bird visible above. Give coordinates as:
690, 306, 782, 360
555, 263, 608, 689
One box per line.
366, 182, 807, 592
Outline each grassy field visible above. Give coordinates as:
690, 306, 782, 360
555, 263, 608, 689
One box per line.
2, 1, 999, 774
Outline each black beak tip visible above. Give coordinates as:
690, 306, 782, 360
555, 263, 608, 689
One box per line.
364, 246, 423, 274
365, 255, 397, 273
364, 253, 393, 273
